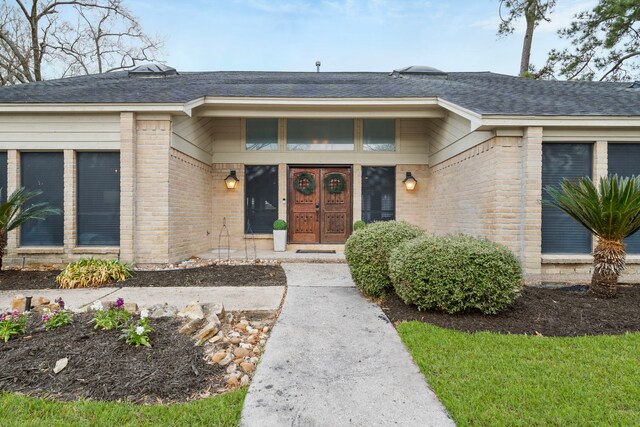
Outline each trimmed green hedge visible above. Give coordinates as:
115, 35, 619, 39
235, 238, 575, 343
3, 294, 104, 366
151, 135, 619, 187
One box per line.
389, 235, 522, 314
353, 220, 366, 231
345, 221, 425, 297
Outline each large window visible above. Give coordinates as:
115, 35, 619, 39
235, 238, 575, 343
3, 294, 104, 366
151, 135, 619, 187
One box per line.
362, 166, 395, 223
21, 152, 64, 246
0, 152, 7, 205
245, 165, 278, 233
246, 118, 278, 151
287, 119, 354, 151
77, 152, 120, 246
542, 143, 593, 254
608, 143, 640, 253
363, 119, 396, 151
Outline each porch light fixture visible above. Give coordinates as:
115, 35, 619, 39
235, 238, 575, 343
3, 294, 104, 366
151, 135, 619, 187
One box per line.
224, 170, 239, 190
403, 172, 417, 191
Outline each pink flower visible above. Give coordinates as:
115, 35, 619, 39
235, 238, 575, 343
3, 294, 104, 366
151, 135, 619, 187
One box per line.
42, 313, 50, 323
114, 297, 124, 309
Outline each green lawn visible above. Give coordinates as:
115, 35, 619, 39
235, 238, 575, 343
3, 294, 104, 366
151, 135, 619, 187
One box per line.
0, 388, 246, 427
398, 322, 640, 427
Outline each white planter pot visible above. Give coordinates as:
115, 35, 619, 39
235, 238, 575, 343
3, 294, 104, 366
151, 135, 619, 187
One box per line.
273, 229, 287, 252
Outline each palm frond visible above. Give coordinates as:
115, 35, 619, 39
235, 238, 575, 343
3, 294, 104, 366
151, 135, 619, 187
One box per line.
544, 175, 640, 240
0, 187, 62, 232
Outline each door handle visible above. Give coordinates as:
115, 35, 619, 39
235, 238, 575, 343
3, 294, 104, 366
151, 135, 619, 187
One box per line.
315, 203, 320, 221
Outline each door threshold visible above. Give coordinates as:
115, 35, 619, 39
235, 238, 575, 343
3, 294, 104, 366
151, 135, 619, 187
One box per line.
295, 249, 337, 254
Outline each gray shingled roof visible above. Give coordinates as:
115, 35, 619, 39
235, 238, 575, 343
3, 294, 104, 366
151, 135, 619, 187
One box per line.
0, 70, 639, 116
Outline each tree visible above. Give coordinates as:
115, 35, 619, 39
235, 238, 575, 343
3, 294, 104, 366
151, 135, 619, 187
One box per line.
498, 0, 556, 77
545, 175, 640, 298
0, 0, 163, 85
0, 187, 61, 269
543, 0, 640, 81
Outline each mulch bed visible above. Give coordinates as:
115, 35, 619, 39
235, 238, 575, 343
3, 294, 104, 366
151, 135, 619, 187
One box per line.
0, 265, 286, 291
380, 284, 640, 337
0, 314, 223, 403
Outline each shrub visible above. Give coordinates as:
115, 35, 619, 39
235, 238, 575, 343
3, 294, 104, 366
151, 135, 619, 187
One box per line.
273, 219, 287, 230
57, 258, 132, 289
345, 220, 425, 297
353, 220, 366, 231
389, 234, 523, 314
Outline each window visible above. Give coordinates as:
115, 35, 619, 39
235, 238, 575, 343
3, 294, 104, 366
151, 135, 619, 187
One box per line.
0, 152, 7, 204
362, 166, 395, 223
21, 152, 64, 246
542, 143, 593, 254
287, 119, 354, 151
246, 118, 278, 151
245, 166, 278, 233
608, 143, 640, 253
363, 119, 395, 151
77, 152, 120, 246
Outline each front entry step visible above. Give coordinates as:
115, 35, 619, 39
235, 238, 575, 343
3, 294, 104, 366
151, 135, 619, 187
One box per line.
287, 244, 345, 252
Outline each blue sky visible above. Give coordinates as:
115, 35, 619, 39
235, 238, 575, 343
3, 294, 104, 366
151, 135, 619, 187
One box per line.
128, 0, 596, 75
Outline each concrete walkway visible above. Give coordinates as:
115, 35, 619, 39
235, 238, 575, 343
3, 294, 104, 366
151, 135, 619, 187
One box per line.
0, 286, 285, 312
241, 263, 454, 427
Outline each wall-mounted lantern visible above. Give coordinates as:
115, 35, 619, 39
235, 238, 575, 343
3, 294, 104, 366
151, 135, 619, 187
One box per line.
224, 170, 239, 190
403, 171, 417, 191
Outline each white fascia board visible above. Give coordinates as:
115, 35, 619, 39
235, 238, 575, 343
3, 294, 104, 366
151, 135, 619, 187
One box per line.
0, 103, 184, 113
436, 98, 483, 130
480, 115, 640, 128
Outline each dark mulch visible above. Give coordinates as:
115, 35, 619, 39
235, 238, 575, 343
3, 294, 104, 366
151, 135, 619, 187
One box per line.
0, 265, 286, 291
0, 314, 223, 403
380, 284, 640, 337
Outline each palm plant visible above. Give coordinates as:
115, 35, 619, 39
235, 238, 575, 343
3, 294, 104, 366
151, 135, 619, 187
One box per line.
545, 175, 640, 298
0, 188, 61, 269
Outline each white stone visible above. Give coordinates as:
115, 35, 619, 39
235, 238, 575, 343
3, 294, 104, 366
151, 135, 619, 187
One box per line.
53, 357, 68, 374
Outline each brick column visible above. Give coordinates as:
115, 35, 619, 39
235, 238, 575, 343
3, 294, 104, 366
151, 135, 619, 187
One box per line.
352, 164, 362, 222
520, 127, 543, 283
63, 150, 76, 252
119, 112, 136, 263
593, 140, 608, 183
278, 163, 287, 221
6, 150, 20, 252
135, 118, 171, 264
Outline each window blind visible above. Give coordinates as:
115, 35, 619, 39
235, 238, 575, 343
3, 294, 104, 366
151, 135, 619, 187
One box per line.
21, 152, 64, 246
542, 143, 593, 254
77, 152, 120, 246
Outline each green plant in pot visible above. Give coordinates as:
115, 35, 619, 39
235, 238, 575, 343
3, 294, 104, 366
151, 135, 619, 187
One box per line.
273, 219, 287, 252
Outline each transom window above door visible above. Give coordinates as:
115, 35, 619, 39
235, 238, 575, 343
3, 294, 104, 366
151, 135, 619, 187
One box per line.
287, 119, 354, 151
246, 118, 278, 151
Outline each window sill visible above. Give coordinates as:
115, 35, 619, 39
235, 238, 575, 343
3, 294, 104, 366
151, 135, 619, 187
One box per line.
542, 254, 640, 264
16, 247, 64, 255
72, 247, 119, 255
244, 234, 273, 240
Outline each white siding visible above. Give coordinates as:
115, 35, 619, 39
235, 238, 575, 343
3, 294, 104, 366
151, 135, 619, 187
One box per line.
0, 113, 120, 149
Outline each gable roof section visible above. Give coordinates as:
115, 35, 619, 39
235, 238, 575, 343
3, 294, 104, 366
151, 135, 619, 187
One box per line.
0, 70, 639, 116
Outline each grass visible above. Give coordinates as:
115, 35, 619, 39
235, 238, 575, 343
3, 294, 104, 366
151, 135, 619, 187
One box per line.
0, 388, 246, 427
398, 322, 640, 427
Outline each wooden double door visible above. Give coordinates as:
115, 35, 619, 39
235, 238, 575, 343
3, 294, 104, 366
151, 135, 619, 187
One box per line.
288, 167, 352, 244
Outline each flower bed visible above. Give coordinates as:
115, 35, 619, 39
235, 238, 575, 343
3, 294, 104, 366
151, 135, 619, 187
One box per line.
0, 299, 277, 403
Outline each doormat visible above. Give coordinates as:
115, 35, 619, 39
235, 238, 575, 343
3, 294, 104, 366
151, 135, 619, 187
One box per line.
295, 250, 336, 254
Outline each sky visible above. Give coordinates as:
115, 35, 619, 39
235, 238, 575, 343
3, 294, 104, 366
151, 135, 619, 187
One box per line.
127, 0, 597, 75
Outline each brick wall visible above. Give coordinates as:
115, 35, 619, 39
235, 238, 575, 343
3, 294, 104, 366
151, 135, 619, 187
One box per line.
212, 163, 246, 253
169, 149, 213, 262
134, 120, 171, 264
395, 164, 429, 229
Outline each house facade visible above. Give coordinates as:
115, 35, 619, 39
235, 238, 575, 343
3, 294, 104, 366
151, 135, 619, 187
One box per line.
1, 64, 640, 283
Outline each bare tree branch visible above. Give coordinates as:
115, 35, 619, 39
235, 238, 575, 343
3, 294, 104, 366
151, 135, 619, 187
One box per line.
0, 0, 164, 86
